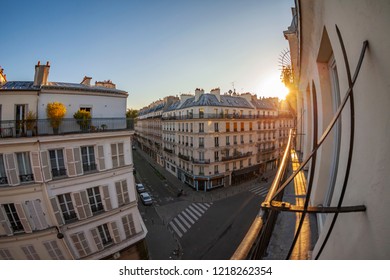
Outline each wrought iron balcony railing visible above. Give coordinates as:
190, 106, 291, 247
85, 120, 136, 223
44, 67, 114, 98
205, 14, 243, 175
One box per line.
231, 26, 368, 260
0, 118, 134, 138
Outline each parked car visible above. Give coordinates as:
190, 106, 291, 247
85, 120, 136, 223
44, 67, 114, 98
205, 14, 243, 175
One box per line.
136, 183, 145, 193
139, 192, 153, 206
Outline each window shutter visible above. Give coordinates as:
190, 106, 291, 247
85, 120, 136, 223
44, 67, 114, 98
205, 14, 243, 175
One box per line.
4, 153, 19, 186
0, 204, 12, 236
80, 191, 92, 218
111, 144, 118, 168
73, 147, 83, 176
14, 203, 32, 233
122, 180, 130, 204
25, 200, 48, 230
0, 249, 14, 260
73, 191, 92, 220
118, 143, 125, 166
96, 145, 106, 171
40, 151, 52, 182
100, 185, 112, 211
90, 228, 104, 251
122, 213, 137, 239
70, 232, 91, 258
50, 197, 65, 226
65, 148, 76, 177
21, 245, 40, 260
31, 152, 43, 183
43, 240, 65, 260
115, 181, 124, 206
109, 221, 121, 244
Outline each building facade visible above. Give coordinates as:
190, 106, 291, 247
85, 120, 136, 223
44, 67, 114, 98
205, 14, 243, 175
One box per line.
136, 88, 294, 191
285, 0, 390, 259
0, 62, 147, 260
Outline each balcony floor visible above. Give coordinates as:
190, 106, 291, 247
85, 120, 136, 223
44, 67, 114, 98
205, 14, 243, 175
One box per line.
263, 149, 318, 260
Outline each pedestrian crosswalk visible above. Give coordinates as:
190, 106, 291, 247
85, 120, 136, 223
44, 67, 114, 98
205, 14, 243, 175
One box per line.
169, 202, 212, 238
248, 185, 269, 197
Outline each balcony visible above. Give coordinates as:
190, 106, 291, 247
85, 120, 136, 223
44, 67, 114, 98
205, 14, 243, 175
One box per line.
221, 151, 252, 162
178, 153, 191, 161
0, 118, 134, 138
191, 158, 210, 164
52, 168, 67, 178
20, 174, 34, 183
163, 147, 174, 154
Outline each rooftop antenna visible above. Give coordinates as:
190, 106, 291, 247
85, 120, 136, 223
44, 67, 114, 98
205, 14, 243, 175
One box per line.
231, 81, 236, 94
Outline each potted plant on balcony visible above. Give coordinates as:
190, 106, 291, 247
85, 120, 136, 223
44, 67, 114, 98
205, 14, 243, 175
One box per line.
46, 102, 66, 134
25, 111, 37, 137
73, 109, 91, 132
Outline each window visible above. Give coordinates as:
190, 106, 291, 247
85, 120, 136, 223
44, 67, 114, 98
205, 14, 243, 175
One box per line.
225, 163, 229, 172
57, 193, 77, 222
233, 162, 237, 170
81, 146, 96, 172
249, 134, 253, 143
43, 240, 65, 260
111, 143, 125, 168
199, 151, 205, 160
21, 245, 40, 260
240, 160, 243, 168
0, 154, 7, 185
249, 122, 253, 131
233, 135, 237, 144
240, 122, 244, 131
199, 166, 204, 175
70, 232, 91, 258
116, 180, 130, 206
49, 149, 66, 177
87, 187, 103, 214
199, 108, 204, 118
214, 122, 219, 132
199, 137, 204, 148
214, 165, 219, 174
240, 135, 244, 144
233, 122, 237, 132
214, 137, 219, 147
226, 122, 230, 132
98, 224, 113, 247
190, 123, 193, 132
16, 152, 33, 182
3, 203, 23, 232
248, 158, 252, 166
214, 151, 219, 162
226, 136, 230, 146
122, 214, 136, 239
199, 123, 204, 133
0, 249, 14, 260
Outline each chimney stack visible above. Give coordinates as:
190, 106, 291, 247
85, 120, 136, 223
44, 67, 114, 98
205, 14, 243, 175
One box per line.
33, 61, 50, 87
81, 76, 92, 86
210, 87, 221, 102
194, 88, 204, 102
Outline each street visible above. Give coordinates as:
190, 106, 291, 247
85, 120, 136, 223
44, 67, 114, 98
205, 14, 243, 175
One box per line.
133, 148, 272, 260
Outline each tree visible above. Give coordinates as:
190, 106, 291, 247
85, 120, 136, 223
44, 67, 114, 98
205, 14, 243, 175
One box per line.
126, 108, 138, 119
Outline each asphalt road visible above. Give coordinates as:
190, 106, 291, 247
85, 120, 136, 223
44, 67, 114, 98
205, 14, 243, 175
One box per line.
133, 148, 268, 260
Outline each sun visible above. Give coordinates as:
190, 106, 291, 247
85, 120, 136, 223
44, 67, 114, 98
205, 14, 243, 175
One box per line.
258, 73, 290, 100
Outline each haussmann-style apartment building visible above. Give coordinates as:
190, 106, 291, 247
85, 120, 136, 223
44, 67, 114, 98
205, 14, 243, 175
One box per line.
135, 88, 295, 191
0, 62, 148, 260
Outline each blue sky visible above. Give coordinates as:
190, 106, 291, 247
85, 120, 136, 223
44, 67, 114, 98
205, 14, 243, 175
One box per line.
1, 0, 294, 109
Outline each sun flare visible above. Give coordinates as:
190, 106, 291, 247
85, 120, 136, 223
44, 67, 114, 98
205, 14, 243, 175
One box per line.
258, 74, 290, 100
